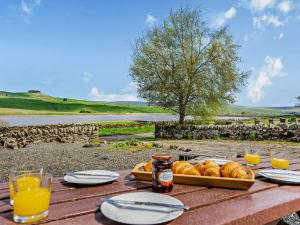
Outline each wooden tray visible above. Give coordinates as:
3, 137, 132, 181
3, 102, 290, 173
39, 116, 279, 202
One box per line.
131, 162, 255, 190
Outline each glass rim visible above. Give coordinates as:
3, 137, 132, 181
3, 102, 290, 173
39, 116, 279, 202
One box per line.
15, 172, 52, 179
9, 168, 43, 173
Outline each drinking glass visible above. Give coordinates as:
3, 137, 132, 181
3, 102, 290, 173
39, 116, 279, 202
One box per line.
244, 148, 261, 167
12, 172, 52, 223
270, 149, 290, 169
9, 168, 43, 205
224, 151, 238, 161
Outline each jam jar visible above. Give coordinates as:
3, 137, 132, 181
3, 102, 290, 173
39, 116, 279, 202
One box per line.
152, 153, 173, 193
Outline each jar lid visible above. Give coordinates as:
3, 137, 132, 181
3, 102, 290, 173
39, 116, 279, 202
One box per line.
152, 153, 172, 160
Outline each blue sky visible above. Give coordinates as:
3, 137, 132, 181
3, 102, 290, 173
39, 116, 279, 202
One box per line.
0, 0, 299, 106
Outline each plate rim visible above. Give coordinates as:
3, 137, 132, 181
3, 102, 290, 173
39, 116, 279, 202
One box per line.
100, 192, 184, 225
193, 158, 232, 165
259, 169, 300, 184
63, 170, 120, 184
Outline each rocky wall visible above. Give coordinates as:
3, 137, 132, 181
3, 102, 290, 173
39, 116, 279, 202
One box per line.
0, 122, 152, 149
155, 123, 300, 142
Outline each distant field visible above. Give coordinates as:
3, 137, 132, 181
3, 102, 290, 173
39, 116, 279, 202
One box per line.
221, 105, 297, 116
0, 91, 299, 116
99, 125, 155, 136
0, 91, 166, 115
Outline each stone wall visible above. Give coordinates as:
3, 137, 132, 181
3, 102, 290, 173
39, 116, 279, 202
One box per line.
0, 122, 152, 149
155, 123, 300, 142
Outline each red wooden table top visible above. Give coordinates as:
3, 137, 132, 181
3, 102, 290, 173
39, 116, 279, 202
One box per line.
1, 157, 300, 225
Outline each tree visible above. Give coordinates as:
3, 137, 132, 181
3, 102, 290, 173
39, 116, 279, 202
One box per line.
296, 96, 300, 107
130, 8, 248, 124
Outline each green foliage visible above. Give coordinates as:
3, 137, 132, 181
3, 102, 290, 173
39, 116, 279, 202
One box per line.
249, 131, 257, 141
130, 7, 248, 124
112, 138, 154, 151
99, 125, 155, 136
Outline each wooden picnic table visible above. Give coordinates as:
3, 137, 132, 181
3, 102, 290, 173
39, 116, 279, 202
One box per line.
1, 156, 300, 225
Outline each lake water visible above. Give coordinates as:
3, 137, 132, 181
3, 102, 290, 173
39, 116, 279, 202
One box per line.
0, 114, 249, 127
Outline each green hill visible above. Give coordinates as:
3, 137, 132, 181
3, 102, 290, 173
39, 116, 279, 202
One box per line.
0, 91, 298, 116
0, 91, 166, 115
221, 105, 297, 116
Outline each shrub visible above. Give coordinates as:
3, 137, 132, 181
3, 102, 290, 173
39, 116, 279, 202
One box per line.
0, 120, 8, 127
28, 90, 41, 93
249, 131, 257, 141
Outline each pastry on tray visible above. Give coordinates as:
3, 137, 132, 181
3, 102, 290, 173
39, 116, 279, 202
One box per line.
143, 159, 251, 179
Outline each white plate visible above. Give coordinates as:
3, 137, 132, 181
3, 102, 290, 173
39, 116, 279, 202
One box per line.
63, 170, 120, 185
259, 169, 300, 184
191, 158, 232, 166
101, 192, 184, 225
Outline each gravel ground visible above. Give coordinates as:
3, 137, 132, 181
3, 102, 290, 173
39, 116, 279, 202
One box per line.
0, 142, 179, 182
1, 139, 299, 181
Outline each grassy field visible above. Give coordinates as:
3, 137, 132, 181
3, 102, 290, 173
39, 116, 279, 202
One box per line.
99, 125, 155, 136
0, 91, 299, 116
221, 105, 296, 116
0, 91, 166, 115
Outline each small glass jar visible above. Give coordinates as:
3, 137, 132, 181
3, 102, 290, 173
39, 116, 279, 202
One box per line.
152, 153, 173, 193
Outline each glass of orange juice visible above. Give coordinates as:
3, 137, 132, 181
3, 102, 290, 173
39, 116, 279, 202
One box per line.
9, 168, 43, 205
270, 150, 290, 169
12, 173, 52, 223
244, 148, 261, 167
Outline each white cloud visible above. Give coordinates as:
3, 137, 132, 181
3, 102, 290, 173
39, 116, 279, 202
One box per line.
82, 72, 92, 84
20, 0, 42, 15
89, 82, 140, 102
248, 0, 276, 11
42, 78, 53, 85
297, 15, 300, 20
276, 32, 284, 39
213, 7, 237, 27
253, 14, 284, 28
277, 0, 293, 14
145, 13, 157, 26
248, 56, 286, 102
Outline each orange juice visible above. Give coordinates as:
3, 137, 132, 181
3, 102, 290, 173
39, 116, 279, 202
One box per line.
272, 158, 289, 169
10, 176, 40, 200
244, 154, 261, 165
14, 187, 50, 219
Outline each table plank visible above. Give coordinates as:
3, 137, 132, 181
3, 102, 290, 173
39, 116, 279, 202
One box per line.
170, 186, 300, 225
40, 180, 277, 225
0, 170, 133, 203
0, 179, 152, 214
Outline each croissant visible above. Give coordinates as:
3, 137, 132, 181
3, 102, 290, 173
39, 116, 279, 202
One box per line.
202, 160, 220, 171
198, 160, 220, 177
203, 167, 220, 177
220, 162, 243, 178
172, 161, 185, 173
230, 167, 249, 179
144, 159, 153, 172
176, 162, 192, 174
182, 166, 201, 176
194, 163, 204, 174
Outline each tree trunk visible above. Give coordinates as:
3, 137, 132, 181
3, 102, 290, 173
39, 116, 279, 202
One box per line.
179, 112, 185, 125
